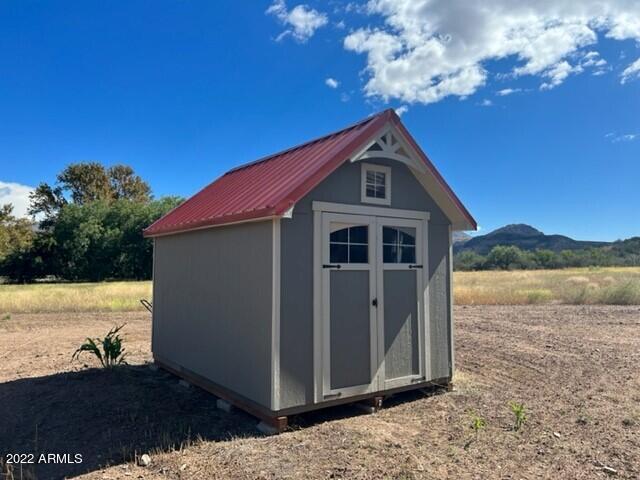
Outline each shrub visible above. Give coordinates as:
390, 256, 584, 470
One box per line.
72, 324, 128, 368
599, 281, 640, 305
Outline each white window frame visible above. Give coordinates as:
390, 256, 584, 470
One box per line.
361, 163, 391, 206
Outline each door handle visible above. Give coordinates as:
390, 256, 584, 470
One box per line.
372, 298, 378, 307
409, 264, 423, 269
322, 264, 342, 269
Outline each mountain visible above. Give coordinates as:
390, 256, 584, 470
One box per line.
452, 231, 472, 244
455, 223, 609, 255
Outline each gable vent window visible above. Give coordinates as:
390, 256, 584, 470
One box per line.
361, 163, 391, 205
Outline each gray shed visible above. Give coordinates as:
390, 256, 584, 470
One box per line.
144, 109, 476, 430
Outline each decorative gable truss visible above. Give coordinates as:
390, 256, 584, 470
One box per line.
350, 124, 475, 230
351, 127, 427, 175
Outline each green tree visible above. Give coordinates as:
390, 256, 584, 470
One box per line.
532, 249, 560, 269
0, 203, 34, 260
57, 162, 113, 204
485, 245, 525, 270
3, 161, 176, 282
50, 197, 182, 281
454, 250, 485, 271
108, 165, 152, 202
28, 162, 152, 223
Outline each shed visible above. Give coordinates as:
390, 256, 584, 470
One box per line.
144, 109, 476, 430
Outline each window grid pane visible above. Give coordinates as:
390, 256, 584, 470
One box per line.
365, 168, 387, 199
383, 226, 416, 264
329, 225, 369, 264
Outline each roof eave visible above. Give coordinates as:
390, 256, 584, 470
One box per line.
143, 206, 279, 238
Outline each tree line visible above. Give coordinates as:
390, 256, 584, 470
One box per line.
0, 163, 182, 282
454, 242, 640, 271
2, 162, 638, 281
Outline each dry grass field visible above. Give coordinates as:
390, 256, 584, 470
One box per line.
0, 267, 639, 316
0, 303, 639, 479
454, 267, 640, 305
0, 281, 152, 313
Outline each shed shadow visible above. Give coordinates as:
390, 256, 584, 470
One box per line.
0, 365, 259, 479
289, 385, 447, 430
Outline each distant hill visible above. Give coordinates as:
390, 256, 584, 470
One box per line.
453, 231, 472, 244
455, 223, 609, 255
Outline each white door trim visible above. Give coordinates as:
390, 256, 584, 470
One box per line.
312, 203, 431, 404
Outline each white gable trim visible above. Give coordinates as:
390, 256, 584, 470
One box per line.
351, 125, 427, 175
351, 122, 473, 231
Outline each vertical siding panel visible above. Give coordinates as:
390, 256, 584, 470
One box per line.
152, 221, 273, 408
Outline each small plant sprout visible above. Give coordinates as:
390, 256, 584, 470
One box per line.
72, 324, 128, 368
509, 401, 527, 431
470, 413, 487, 437
464, 411, 487, 449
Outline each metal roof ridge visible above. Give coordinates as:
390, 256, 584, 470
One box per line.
224, 109, 390, 175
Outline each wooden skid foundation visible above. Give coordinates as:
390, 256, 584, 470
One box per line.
155, 357, 450, 434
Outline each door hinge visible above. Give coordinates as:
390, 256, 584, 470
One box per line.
372, 298, 378, 307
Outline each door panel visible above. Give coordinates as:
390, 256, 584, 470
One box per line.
377, 218, 424, 389
321, 213, 377, 398
383, 270, 420, 380
320, 211, 425, 399
329, 270, 371, 390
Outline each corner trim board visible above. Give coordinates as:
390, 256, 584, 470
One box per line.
271, 218, 281, 410
448, 224, 455, 377
313, 209, 323, 403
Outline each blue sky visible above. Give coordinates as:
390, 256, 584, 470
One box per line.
0, 0, 639, 241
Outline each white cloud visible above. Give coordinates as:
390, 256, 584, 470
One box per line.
496, 88, 521, 96
325, 77, 339, 88
395, 105, 408, 115
0, 181, 34, 218
621, 57, 640, 84
340, 92, 351, 102
606, 132, 638, 142
343, 0, 640, 104
266, 0, 328, 43
478, 99, 493, 107
540, 60, 578, 90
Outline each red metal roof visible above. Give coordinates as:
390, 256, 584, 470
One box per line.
144, 109, 476, 237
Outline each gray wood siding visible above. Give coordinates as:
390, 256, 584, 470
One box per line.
152, 221, 273, 409
279, 158, 453, 409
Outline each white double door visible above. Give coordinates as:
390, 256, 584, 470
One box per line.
321, 212, 425, 399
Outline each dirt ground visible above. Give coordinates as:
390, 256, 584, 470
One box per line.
1, 306, 639, 480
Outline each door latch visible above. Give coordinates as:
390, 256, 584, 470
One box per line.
408, 264, 423, 269
322, 264, 342, 269
372, 298, 378, 307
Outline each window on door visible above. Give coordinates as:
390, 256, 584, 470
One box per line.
382, 226, 416, 263
330, 224, 369, 263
